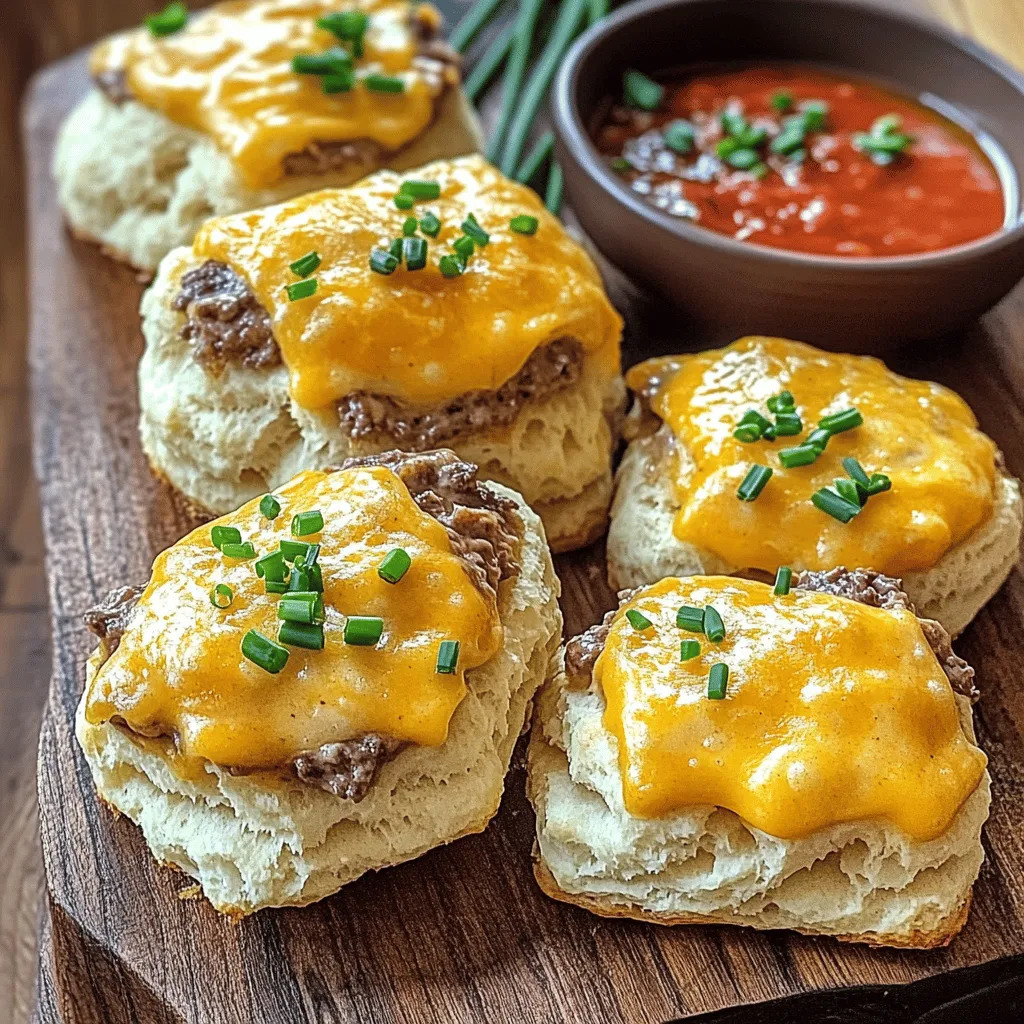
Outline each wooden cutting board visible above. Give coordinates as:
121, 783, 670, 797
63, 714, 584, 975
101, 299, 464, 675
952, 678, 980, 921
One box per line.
26, 10, 1024, 1024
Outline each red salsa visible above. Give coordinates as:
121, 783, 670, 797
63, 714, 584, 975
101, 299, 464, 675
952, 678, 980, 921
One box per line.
596, 65, 1005, 257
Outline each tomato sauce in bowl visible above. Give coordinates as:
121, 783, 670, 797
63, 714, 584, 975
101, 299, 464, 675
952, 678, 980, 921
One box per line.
595, 65, 1006, 258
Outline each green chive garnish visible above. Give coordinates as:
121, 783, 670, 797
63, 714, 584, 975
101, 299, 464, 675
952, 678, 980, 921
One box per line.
819, 408, 863, 434
774, 566, 792, 596
260, 494, 281, 520
771, 91, 793, 113
708, 663, 729, 700
242, 630, 289, 674
316, 10, 368, 42
623, 69, 663, 110
737, 465, 773, 501
676, 605, 704, 632
210, 583, 233, 609
806, 427, 831, 452
853, 114, 913, 165
778, 443, 819, 468
703, 606, 726, 643
767, 391, 795, 413
265, 580, 290, 594
291, 510, 323, 536
510, 214, 539, 235
625, 608, 654, 631
771, 121, 807, 156
387, 238, 403, 261
323, 69, 355, 94
369, 247, 399, 275
255, 550, 287, 583
364, 73, 405, 93
291, 48, 352, 76
801, 100, 829, 131
286, 279, 317, 301
439, 254, 465, 278
835, 477, 864, 507
611, 157, 632, 173
842, 457, 871, 488
403, 236, 427, 271
221, 541, 256, 560
402, 216, 418, 237
453, 235, 475, 260
738, 409, 773, 437
419, 212, 441, 237
280, 539, 311, 562
400, 179, 441, 200
461, 213, 490, 247
662, 119, 696, 154
211, 525, 241, 550
279, 620, 325, 650
344, 616, 383, 646
720, 110, 748, 138
812, 487, 861, 523
378, 548, 411, 584
734, 425, 761, 444
278, 592, 325, 625
288, 567, 311, 592
145, 0, 188, 37
773, 412, 802, 436
680, 639, 701, 661
867, 473, 892, 495
436, 639, 460, 674
726, 148, 760, 171
394, 193, 415, 210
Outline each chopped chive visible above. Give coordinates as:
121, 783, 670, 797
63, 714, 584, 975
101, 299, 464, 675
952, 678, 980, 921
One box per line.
278, 593, 325, 625
300, 542, 321, 568
402, 216, 418, 237
680, 639, 701, 661
210, 583, 233, 609
774, 566, 792, 596
625, 608, 654, 631
265, 580, 290, 595
461, 213, 490, 247
663, 119, 696, 154
211, 525, 241, 550
842, 457, 872, 488
800, 100, 829, 131
726, 147, 760, 171
771, 91, 794, 112
738, 409, 773, 435
773, 412, 802, 436
419, 211, 441, 237
819, 408, 863, 434
291, 510, 323, 536
291, 252, 322, 280
806, 427, 831, 452
288, 567, 311, 592
221, 541, 256, 560
510, 214, 539, 235
291, 48, 352, 76
241, 630, 289, 673
771, 123, 807, 156
279, 620, 325, 651
378, 547, 411, 584
720, 110, 748, 138
676, 605, 704, 632
703, 606, 726, 643
323, 69, 355, 94
145, 0, 188, 37
734, 425, 761, 444
867, 473, 892, 495
767, 391, 795, 414
400, 179, 441, 200
762, 425, 777, 441
779, 443, 819, 468
403, 236, 427, 271
306, 563, 324, 594
255, 550, 288, 583
388, 238, 404, 261
260, 494, 281, 520
286, 278, 317, 301
453, 235, 475, 260
835, 477, 864, 507
751, 162, 769, 180
812, 487, 861, 522
280, 539, 311, 562
370, 247, 399, 275
394, 193, 415, 210
611, 157, 633, 173
737, 465, 773, 501
344, 616, 383, 646
623, 69, 663, 110
436, 639, 460, 674
316, 10, 368, 41
716, 137, 740, 158
707, 663, 729, 700
364, 73, 405, 94
439, 254, 465, 278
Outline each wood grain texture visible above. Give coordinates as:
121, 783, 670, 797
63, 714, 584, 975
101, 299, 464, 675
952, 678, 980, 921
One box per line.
23, 0, 1024, 1022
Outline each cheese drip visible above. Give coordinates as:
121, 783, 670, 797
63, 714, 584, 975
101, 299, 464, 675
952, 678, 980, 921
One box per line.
630, 336, 996, 575
595, 576, 986, 841
84, 467, 503, 769
90, 0, 447, 189
193, 155, 623, 409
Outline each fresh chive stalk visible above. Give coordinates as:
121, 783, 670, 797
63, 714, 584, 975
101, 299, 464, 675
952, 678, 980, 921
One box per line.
344, 616, 384, 646
737, 465, 772, 501
707, 663, 729, 700
464, 21, 515, 102
279, 620, 325, 650
242, 630, 289, 673
286, 278, 317, 301
291, 510, 324, 536
378, 548, 411, 584
450, 0, 506, 52
676, 605, 704, 632
514, 131, 554, 185
703, 606, 726, 643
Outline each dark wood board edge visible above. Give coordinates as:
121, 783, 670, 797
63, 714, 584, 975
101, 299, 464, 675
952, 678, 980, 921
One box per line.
24, 40, 1024, 1024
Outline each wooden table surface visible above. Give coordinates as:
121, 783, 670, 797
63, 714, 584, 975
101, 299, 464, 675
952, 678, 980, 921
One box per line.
4, 1, 1024, 1023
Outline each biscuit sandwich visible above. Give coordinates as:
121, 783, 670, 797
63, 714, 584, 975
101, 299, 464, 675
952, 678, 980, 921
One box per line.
138, 154, 625, 552
608, 336, 1021, 634
77, 449, 561, 914
54, 0, 484, 271
528, 571, 990, 948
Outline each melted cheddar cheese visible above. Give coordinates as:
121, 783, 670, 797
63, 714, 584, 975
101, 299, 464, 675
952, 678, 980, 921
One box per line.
630, 336, 996, 575
84, 466, 503, 770
595, 577, 986, 841
90, 0, 449, 189
194, 155, 623, 408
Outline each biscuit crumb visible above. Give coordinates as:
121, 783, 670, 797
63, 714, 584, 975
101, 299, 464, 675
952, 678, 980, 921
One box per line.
177, 884, 202, 901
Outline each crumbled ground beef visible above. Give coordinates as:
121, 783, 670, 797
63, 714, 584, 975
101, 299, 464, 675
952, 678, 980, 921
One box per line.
338, 339, 584, 450
292, 734, 402, 802
793, 566, 912, 611
173, 260, 280, 371
83, 585, 144, 653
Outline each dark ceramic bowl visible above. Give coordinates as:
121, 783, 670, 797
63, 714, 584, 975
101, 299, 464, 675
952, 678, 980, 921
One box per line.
553, 0, 1024, 352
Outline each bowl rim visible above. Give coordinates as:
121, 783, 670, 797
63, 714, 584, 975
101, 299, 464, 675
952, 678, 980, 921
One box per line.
553, 0, 1024, 272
